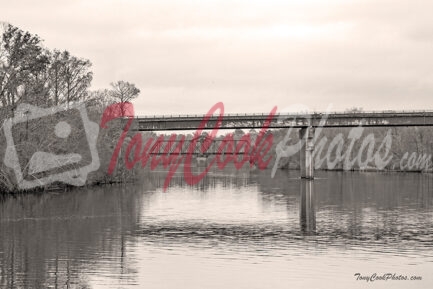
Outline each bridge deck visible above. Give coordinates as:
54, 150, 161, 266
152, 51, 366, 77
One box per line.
133, 110, 433, 131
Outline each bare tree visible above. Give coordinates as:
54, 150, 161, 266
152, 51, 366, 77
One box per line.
109, 80, 140, 115
86, 89, 114, 109
53, 50, 92, 106
109, 81, 140, 102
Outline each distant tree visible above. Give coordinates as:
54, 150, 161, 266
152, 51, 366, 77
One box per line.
85, 89, 114, 109
234, 129, 245, 138
109, 80, 140, 115
109, 80, 140, 102
345, 107, 363, 113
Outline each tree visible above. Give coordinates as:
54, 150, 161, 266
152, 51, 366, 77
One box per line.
109, 80, 140, 115
63, 51, 92, 105
47, 50, 92, 106
0, 23, 49, 112
0, 23, 93, 111
109, 80, 140, 102
234, 129, 245, 138
86, 89, 114, 109
46, 50, 65, 105
345, 107, 363, 113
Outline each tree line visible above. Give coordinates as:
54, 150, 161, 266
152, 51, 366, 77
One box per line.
0, 22, 140, 115
0, 23, 140, 192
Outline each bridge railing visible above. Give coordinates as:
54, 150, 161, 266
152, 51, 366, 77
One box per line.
134, 109, 433, 119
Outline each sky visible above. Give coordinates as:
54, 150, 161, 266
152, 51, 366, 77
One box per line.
2, 0, 433, 115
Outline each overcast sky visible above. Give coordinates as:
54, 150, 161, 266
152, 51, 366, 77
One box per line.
3, 0, 433, 115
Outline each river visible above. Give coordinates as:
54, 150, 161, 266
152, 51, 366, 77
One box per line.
1, 167, 433, 288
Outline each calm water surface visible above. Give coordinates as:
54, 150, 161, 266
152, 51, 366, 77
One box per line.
1, 168, 433, 289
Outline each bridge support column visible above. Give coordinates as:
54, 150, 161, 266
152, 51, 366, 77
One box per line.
300, 179, 316, 234
299, 127, 315, 179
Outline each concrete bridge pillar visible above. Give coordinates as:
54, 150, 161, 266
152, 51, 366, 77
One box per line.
299, 126, 315, 179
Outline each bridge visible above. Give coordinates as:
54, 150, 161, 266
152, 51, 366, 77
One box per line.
147, 136, 253, 156
134, 110, 433, 131
132, 110, 433, 179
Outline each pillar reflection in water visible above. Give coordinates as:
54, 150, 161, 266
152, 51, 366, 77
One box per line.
300, 180, 316, 235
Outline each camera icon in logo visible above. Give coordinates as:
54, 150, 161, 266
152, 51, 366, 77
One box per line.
3, 103, 100, 189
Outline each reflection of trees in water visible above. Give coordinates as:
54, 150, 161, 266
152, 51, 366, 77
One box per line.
140, 164, 258, 192
140, 168, 433, 245
0, 185, 143, 289
134, 172, 433, 258
311, 172, 433, 242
